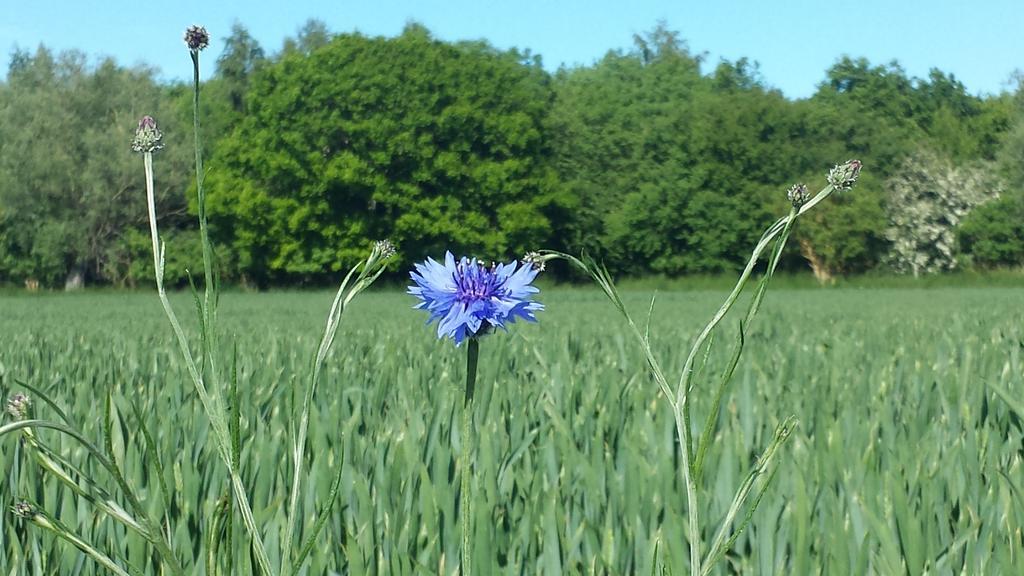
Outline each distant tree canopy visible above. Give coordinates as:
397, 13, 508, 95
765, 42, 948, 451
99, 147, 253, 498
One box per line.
0, 21, 1019, 288
0, 47, 195, 288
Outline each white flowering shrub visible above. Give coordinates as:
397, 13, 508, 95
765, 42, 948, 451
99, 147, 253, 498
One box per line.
884, 150, 1001, 275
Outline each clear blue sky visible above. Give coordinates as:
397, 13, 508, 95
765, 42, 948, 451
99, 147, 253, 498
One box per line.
1, 0, 1020, 99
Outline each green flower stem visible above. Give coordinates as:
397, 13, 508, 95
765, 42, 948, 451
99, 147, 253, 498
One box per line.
144, 151, 274, 575
282, 248, 391, 575
702, 417, 795, 574
539, 174, 846, 575
190, 50, 219, 373
461, 338, 480, 576
676, 183, 836, 402
281, 264, 360, 574
673, 203, 803, 574
22, 431, 146, 535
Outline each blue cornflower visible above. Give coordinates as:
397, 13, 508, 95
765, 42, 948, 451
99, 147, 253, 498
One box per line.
409, 251, 543, 344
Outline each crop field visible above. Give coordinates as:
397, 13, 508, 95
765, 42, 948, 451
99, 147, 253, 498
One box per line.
1, 287, 1023, 574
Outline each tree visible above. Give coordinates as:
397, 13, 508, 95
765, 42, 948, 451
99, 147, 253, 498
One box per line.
204, 24, 569, 284
885, 150, 1000, 275
282, 19, 332, 56
957, 80, 1024, 269
549, 24, 810, 276
216, 22, 265, 113
793, 171, 888, 280
957, 192, 1024, 268
0, 47, 193, 288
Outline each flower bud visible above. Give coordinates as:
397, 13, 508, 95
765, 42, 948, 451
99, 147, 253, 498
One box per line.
827, 159, 862, 191
6, 392, 29, 420
374, 239, 396, 260
131, 116, 163, 154
12, 501, 34, 519
184, 25, 210, 52
522, 251, 547, 272
787, 183, 810, 207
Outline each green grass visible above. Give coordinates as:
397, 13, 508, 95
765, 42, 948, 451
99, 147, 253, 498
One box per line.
2, 286, 1022, 574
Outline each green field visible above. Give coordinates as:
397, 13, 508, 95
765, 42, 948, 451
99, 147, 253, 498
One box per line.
1, 287, 1022, 574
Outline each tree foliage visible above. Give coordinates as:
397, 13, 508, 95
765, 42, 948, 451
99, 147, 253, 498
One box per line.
548, 26, 802, 275
0, 22, 1019, 287
204, 25, 568, 285
0, 47, 193, 287
957, 89, 1024, 269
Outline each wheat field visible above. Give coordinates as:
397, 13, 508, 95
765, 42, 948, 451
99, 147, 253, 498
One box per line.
1, 286, 1022, 574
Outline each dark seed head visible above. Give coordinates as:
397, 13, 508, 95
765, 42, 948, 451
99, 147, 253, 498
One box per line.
184, 25, 210, 52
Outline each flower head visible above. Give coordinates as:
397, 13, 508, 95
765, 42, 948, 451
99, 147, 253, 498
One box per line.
131, 116, 163, 154
6, 392, 29, 420
374, 239, 397, 260
787, 183, 810, 207
522, 251, 546, 272
409, 252, 543, 344
827, 159, 862, 191
184, 25, 210, 52
11, 501, 34, 519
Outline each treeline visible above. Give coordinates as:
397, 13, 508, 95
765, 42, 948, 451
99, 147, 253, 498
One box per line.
1, 21, 1022, 288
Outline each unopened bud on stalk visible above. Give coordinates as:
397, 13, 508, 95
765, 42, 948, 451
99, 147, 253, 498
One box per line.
522, 251, 548, 272
827, 159, 862, 191
374, 239, 396, 260
11, 501, 34, 519
131, 116, 163, 154
184, 25, 210, 52
787, 183, 810, 207
6, 392, 30, 420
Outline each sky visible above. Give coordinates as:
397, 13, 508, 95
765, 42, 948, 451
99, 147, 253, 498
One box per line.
0, 0, 1020, 100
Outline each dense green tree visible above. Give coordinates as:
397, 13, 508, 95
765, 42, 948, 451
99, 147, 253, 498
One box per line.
548, 31, 707, 273
957, 193, 1024, 268
787, 59, 1013, 277
204, 24, 569, 284
957, 81, 1024, 269
793, 172, 889, 280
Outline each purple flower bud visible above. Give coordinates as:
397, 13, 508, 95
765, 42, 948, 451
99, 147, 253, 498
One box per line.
184, 25, 210, 52
131, 115, 163, 154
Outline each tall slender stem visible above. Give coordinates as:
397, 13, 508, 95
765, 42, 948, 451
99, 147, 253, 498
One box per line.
145, 143, 274, 576
144, 154, 160, 288
190, 50, 221, 400
191, 52, 214, 313
461, 338, 480, 576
